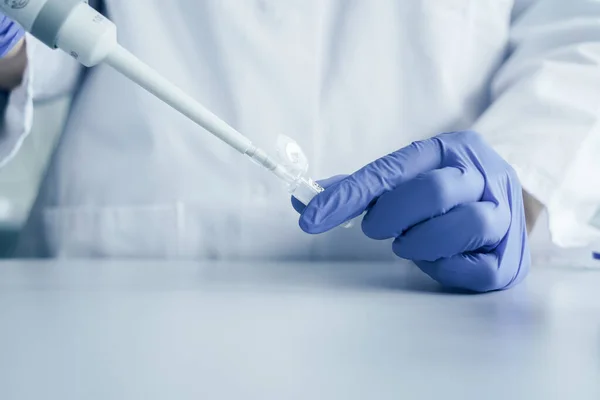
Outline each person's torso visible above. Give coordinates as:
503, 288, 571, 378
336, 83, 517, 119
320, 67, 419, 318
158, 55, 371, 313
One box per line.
17, 0, 514, 259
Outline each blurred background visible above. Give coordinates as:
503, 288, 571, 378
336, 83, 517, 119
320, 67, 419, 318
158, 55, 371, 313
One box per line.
0, 93, 597, 264
0, 95, 71, 257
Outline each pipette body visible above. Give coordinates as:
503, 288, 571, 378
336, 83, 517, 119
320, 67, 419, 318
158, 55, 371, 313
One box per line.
0, 0, 357, 228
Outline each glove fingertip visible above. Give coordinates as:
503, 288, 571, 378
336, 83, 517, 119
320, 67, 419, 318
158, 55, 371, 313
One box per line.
414, 253, 502, 293
391, 236, 413, 259
299, 216, 328, 234
291, 196, 306, 214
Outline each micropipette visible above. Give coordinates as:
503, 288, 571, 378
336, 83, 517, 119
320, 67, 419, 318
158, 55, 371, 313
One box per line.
0, 0, 359, 228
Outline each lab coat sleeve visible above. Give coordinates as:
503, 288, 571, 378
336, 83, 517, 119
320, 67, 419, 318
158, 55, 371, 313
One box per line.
0, 33, 83, 168
472, 0, 600, 248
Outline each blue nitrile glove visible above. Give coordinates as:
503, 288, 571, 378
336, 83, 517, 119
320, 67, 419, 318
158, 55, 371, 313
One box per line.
0, 13, 24, 58
293, 131, 530, 293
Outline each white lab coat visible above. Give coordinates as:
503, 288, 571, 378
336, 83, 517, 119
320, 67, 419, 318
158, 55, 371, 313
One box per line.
1, 0, 599, 260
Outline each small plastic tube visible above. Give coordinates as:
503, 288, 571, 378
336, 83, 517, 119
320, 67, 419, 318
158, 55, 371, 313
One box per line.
274, 135, 358, 229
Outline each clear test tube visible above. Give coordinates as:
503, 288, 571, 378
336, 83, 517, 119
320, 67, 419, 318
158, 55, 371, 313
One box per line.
273, 135, 358, 229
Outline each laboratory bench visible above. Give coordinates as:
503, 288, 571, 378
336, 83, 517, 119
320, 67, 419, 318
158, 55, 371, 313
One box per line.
0, 260, 599, 400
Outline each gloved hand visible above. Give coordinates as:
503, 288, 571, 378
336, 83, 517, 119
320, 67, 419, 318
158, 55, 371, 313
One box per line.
0, 13, 24, 58
293, 131, 530, 293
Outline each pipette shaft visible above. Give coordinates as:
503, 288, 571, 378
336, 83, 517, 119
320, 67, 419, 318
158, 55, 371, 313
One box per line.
0, 0, 360, 227
105, 45, 271, 164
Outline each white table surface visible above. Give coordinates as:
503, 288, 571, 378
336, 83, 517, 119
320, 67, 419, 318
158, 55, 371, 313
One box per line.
0, 260, 599, 400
